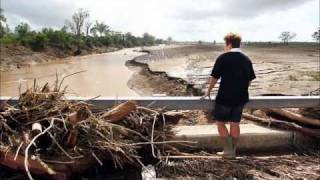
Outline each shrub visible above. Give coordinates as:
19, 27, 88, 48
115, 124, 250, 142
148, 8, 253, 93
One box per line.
29, 33, 48, 51
0, 34, 18, 44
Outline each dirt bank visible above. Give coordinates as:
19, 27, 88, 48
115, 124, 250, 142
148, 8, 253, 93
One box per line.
0, 44, 119, 71
126, 45, 218, 96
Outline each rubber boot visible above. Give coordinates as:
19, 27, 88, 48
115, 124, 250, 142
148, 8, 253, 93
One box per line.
232, 137, 239, 157
217, 136, 234, 159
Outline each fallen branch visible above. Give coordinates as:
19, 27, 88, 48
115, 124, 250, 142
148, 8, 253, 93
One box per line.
243, 113, 320, 137
262, 108, 320, 127
101, 101, 137, 123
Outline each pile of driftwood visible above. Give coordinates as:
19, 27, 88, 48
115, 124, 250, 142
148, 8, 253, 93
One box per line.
0, 80, 188, 180
243, 89, 320, 138
243, 108, 320, 137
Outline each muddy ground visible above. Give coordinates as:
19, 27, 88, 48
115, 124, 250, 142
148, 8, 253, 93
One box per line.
126, 43, 319, 126
127, 44, 319, 97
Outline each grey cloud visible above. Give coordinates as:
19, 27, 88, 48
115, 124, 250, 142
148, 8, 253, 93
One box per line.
176, 0, 313, 20
2, 0, 77, 28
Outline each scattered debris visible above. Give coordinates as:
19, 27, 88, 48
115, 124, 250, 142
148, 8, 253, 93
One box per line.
0, 77, 189, 179
156, 153, 320, 180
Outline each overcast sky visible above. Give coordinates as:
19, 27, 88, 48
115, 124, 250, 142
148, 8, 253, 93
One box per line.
2, 0, 319, 42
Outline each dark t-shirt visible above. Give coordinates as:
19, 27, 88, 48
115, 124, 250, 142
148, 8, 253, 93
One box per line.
211, 51, 256, 106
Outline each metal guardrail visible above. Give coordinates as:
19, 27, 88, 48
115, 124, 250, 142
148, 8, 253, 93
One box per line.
0, 96, 319, 110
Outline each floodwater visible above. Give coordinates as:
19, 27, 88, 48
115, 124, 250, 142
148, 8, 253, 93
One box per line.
0, 48, 145, 97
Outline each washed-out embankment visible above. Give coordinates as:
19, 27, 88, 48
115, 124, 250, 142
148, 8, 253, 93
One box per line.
125, 45, 220, 96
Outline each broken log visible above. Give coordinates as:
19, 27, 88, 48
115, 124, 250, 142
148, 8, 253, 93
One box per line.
66, 130, 78, 148
159, 111, 186, 125
101, 101, 137, 123
0, 150, 69, 180
262, 108, 320, 127
243, 113, 320, 137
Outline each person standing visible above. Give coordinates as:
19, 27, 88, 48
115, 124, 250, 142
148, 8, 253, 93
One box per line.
201, 33, 256, 158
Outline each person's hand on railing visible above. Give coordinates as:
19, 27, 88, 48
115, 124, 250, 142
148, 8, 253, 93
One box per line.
200, 91, 211, 100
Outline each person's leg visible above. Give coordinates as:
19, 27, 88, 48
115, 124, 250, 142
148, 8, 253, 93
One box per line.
214, 103, 233, 157
229, 105, 244, 157
217, 121, 232, 157
217, 121, 229, 137
230, 122, 240, 138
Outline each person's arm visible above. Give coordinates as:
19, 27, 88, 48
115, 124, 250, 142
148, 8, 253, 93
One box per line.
201, 77, 218, 99
201, 55, 223, 99
248, 60, 256, 86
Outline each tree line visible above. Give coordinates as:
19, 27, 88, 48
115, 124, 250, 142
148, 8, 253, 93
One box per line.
278, 29, 319, 45
0, 8, 165, 54
0, 8, 318, 50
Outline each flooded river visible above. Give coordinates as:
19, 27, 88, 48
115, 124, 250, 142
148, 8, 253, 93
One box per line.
0, 48, 145, 97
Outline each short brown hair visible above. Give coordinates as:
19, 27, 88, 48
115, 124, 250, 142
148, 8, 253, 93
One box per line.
224, 33, 242, 48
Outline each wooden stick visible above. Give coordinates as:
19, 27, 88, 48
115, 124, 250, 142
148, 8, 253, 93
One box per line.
151, 113, 159, 158
48, 132, 83, 160
34, 156, 56, 175
243, 113, 320, 137
128, 140, 197, 146
14, 142, 23, 161
101, 101, 137, 123
263, 108, 320, 127
159, 155, 220, 159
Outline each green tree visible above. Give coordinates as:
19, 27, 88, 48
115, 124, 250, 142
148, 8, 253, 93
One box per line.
84, 21, 92, 37
15, 22, 31, 38
312, 27, 320, 41
111, 31, 124, 46
91, 21, 110, 37
0, 8, 9, 38
65, 8, 89, 36
124, 32, 137, 47
29, 33, 48, 51
142, 32, 155, 46
65, 8, 90, 53
0, 8, 6, 22
278, 31, 296, 45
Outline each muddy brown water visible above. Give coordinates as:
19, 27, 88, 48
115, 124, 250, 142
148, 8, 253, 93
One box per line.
0, 48, 145, 97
